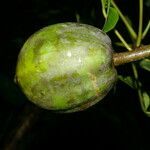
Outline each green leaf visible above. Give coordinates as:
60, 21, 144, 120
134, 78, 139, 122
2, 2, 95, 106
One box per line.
142, 92, 150, 111
141, 91, 150, 117
140, 58, 150, 71
118, 75, 136, 89
102, 7, 119, 32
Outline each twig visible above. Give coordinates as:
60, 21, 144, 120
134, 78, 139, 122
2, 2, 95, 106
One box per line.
3, 104, 41, 150
113, 45, 150, 66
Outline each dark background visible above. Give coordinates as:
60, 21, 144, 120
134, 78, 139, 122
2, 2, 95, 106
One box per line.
0, 0, 150, 149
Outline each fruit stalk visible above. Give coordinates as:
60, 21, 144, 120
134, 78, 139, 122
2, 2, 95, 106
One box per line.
113, 45, 150, 66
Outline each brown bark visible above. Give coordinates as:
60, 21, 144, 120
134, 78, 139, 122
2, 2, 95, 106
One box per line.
113, 45, 150, 66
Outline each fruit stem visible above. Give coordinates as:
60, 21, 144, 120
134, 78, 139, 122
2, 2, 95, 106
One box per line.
113, 45, 150, 66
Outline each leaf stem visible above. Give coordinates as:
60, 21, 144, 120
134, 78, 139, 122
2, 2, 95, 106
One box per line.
142, 20, 150, 39
131, 64, 146, 112
106, 0, 111, 16
101, 0, 107, 18
114, 30, 132, 51
136, 0, 143, 46
111, 0, 137, 40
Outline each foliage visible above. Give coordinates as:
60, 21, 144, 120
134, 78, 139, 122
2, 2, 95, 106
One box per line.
100, 0, 150, 116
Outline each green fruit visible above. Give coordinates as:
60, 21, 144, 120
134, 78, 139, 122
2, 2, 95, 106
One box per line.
15, 22, 117, 112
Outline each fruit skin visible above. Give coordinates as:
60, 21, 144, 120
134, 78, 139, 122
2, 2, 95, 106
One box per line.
15, 22, 117, 112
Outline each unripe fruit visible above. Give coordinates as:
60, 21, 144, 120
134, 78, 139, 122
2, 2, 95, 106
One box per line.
15, 22, 117, 112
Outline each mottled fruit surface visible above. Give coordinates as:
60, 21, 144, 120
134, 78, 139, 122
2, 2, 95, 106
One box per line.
15, 22, 117, 112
